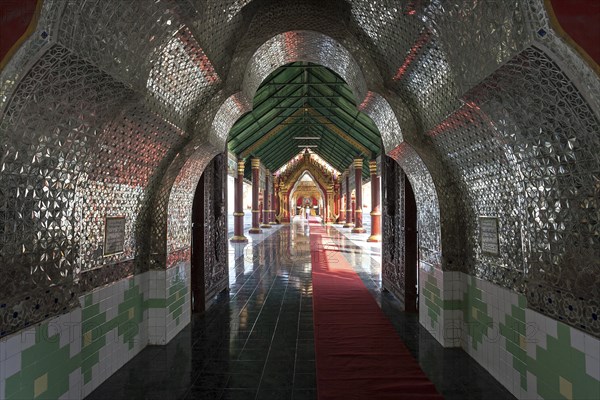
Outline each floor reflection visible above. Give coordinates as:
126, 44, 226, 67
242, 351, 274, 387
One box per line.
88, 219, 515, 400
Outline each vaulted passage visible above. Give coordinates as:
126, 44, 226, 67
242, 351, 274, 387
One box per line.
1, 1, 599, 400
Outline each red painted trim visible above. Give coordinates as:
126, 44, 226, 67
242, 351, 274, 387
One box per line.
0, 0, 38, 68
549, 0, 600, 67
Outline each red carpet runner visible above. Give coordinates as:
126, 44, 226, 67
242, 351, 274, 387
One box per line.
309, 222, 443, 399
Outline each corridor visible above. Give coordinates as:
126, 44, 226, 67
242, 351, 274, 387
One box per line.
86, 219, 514, 400
1, 2, 599, 399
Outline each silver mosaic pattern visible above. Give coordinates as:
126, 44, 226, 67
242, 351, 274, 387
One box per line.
428, 101, 527, 291
358, 91, 404, 152
461, 47, 600, 335
243, 30, 367, 103
56, 0, 178, 92
210, 93, 251, 149
0, 0, 598, 339
423, 0, 529, 96
167, 149, 221, 255
78, 107, 186, 272
0, 45, 134, 335
146, 26, 221, 121
525, 0, 600, 117
388, 144, 442, 270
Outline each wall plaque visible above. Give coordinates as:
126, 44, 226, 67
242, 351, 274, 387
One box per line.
480, 216, 500, 256
104, 216, 125, 256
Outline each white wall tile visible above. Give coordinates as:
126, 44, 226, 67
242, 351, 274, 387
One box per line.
5, 333, 22, 359
4, 352, 21, 378
584, 333, 600, 361
585, 354, 600, 381
570, 327, 585, 352
545, 316, 557, 338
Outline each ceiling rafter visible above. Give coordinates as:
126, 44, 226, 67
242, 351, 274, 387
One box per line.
228, 62, 382, 176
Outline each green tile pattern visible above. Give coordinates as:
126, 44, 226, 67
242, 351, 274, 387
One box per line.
443, 299, 463, 310
3, 274, 178, 399
529, 323, 600, 400
167, 275, 188, 326
462, 277, 493, 349
499, 296, 527, 390
461, 274, 600, 399
421, 273, 441, 326
81, 279, 169, 384
5, 325, 80, 399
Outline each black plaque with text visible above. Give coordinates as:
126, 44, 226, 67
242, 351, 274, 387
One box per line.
104, 216, 126, 256
479, 216, 499, 256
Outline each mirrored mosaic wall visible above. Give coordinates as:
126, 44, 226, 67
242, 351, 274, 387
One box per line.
0, 0, 598, 341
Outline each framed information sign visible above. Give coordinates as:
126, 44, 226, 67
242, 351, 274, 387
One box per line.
104, 216, 126, 256
479, 216, 499, 256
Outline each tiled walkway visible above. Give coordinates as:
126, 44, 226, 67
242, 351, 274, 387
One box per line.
87, 219, 515, 400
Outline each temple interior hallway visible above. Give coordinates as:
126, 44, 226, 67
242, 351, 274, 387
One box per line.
87, 218, 514, 400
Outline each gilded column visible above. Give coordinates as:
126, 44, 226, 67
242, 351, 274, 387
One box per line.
280, 185, 289, 223
270, 172, 277, 224
261, 170, 271, 228
249, 158, 262, 234
338, 176, 346, 224
367, 159, 381, 242
231, 159, 248, 242
343, 172, 353, 228
352, 158, 366, 233
326, 186, 334, 224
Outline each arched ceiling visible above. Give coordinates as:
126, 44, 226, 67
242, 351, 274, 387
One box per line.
227, 62, 381, 179
0, 0, 599, 340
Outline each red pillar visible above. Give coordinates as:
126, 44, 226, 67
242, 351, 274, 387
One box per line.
231, 159, 248, 242
261, 170, 271, 228
249, 158, 262, 234
352, 158, 366, 233
367, 159, 381, 242
343, 172, 353, 228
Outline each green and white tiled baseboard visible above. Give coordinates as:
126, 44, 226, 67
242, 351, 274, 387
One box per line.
462, 275, 599, 399
146, 263, 191, 345
418, 266, 463, 347
0, 263, 191, 400
419, 267, 600, 399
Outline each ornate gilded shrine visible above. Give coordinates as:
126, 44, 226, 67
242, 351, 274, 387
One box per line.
275, 150, 340, 223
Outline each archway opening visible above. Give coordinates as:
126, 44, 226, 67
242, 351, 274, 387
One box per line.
190, 166, 206, 312
226, 61, 383, 238
382, 154, 419, 312
191, 153, 227, 313
289, 170, 325, 219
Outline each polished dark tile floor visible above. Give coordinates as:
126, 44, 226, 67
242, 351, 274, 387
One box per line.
87, 220, 515, 400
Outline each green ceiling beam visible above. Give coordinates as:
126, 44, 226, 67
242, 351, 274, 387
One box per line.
307, 86, 381, 148
305, 108, 372, 157
238, 108, 306, 158
254, 125, 304, 166
229, 62, 383, 179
